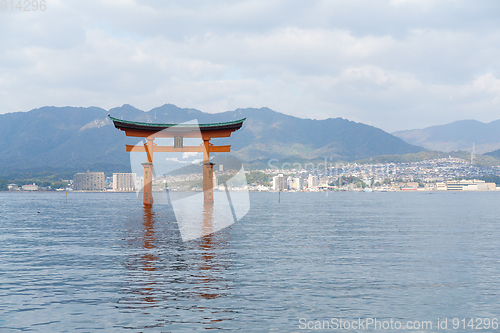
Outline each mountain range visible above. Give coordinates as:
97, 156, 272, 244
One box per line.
485, 148, 500, 160
393, 119, 500, 154
0, 104, 424, 175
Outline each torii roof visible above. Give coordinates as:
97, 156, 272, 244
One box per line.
109, 115, 245, 138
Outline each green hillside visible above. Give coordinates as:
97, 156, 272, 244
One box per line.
0, 104, 424, 176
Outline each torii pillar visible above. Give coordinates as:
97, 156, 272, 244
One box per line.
109, 116, 245, 206
142, 138, 154, 206
202, 139, 215, 204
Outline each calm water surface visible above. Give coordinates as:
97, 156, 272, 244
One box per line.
1, 191, 500, 332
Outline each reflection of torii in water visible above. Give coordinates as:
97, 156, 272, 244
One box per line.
109, 116, 245, 206
120, 205, 233, 317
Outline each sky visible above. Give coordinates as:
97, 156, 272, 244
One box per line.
1, 0, 500, 132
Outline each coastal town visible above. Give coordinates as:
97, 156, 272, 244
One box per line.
263, 157, 500, 192
7, 157, 500, 192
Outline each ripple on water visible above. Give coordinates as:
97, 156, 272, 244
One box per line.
1, 191, 500, 331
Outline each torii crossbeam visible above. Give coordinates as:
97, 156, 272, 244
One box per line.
110, 116, 245, 206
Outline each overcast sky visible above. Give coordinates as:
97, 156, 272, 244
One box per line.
1, 0, 500, 132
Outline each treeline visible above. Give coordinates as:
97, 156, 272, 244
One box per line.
0, 169, 78, 190
0, 177, 7, 191
470, 175, 500, 186
213, 171, 271, 187
245, 171, 271, 186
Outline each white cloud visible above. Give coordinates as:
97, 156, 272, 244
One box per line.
1, 0, 500, 132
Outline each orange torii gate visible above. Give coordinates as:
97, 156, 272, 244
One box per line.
109, 116, 245, 206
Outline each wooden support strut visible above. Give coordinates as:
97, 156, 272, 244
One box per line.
126, 144, 231, 153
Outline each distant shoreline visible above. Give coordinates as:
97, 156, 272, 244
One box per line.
2, 189, 499, 194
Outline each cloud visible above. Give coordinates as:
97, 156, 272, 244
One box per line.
1, 0, 500, 132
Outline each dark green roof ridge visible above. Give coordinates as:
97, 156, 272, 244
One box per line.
109, 115, 245, 128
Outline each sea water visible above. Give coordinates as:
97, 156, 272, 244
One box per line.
1, 191, 500, 332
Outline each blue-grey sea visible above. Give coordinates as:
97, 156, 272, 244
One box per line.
1, 191, 500, 332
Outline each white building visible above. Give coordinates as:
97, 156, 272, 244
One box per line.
446, 179, 496, 191
73, 172, 105, 191
292, 177, 303, 190
436, 182, 447, 191
308, 174, 319, 188
8, 184, 19, 191
22, 183, 38, 191
272, 174, 287, 191
113, 173, 136, 192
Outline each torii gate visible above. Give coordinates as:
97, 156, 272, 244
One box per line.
109, 116, 245, 206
